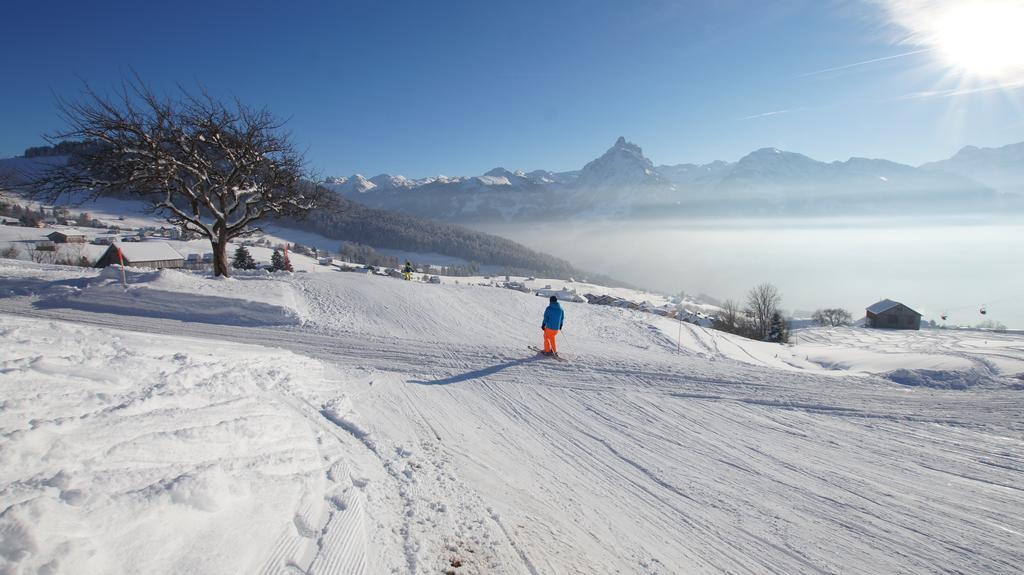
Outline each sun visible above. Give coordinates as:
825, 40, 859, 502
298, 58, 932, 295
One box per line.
931, 1, 1024, 79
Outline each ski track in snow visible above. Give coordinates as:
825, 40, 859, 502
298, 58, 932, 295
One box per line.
1, 267, 1023, 574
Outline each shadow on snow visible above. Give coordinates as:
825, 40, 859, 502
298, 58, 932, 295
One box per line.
409, 355, 545, 386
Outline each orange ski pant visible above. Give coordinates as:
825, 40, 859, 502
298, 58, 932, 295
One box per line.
543, 328, 559, 353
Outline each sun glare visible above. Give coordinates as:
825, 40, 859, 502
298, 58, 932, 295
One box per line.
932, 1, 1024, 78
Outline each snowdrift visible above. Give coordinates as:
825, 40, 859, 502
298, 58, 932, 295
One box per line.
3, 264, 305, 327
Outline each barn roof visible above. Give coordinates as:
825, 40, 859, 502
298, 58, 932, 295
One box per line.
112, 242, 184, 262
866, 299, 920, 316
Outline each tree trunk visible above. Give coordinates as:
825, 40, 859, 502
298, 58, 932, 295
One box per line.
212, 238, 230, 277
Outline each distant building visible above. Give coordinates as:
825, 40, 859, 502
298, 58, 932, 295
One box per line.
94, 242, 185, 269
865, 299, 921, 330
502, 281, 530, 293
46, 231, 87, 243
535, 287, 587, 303
585, 294, 639, 309
0, 216, 20, 226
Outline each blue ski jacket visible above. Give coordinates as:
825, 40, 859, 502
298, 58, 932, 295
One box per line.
542, 302, 564, 331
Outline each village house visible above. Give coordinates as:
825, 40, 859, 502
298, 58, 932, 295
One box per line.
46, 231, 87, 243
94, 242, 185, 270
865, 299, 922, 330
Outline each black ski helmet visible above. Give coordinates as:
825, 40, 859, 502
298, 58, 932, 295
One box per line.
549, 295, 557, 303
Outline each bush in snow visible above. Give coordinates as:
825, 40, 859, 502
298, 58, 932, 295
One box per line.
975, 319, 1007, 332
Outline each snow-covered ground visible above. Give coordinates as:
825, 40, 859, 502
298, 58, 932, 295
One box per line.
1, 187, 702, 310
0, 315, 348, 574
2, 260, 1023, 574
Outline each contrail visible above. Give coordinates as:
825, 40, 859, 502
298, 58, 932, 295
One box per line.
800, 48, 932, 77
893, 79, 1024, 100
741, 110, 791, 120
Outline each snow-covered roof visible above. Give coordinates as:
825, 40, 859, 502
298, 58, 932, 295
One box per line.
866, 299, 900, 314
866, 299, 919, 316
114, 242, 184, 262
535, 288, 587, 303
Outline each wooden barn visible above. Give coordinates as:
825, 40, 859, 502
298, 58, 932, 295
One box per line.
95, 242, 185, 270
865, 299, 921, 330
46, 231, 87, 243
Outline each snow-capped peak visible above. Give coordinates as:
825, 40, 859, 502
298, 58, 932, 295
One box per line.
484, 167, 516, 179
577, 137, 665, 187
320, 173, 377, 195
369, 174, 416, 190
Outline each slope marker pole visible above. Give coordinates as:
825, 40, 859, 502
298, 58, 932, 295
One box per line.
677, 313, 682, 353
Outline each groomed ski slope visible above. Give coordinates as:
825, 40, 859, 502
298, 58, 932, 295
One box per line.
1, 261, 1023, 574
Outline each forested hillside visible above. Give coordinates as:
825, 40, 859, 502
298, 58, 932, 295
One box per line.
279, 190, 597, 279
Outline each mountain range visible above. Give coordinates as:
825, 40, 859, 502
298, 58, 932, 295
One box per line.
325, 138, 1024, 221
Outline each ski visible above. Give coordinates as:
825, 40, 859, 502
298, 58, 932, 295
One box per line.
528, 346, 568, 362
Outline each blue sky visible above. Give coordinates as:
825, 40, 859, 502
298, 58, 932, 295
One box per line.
3, 0, 1023, 177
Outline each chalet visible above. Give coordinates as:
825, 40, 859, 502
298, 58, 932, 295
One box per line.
0, 216, 20, 226
47, 231, 87, 243
502, 281, 530, 293
865, 299, 921, 330
535, 288, 588, 303
585, 294, 639, 309
94, 242, 185, 270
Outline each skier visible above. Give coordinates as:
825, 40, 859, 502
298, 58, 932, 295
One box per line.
402, 261, 414, 281
541, 295, 564, 356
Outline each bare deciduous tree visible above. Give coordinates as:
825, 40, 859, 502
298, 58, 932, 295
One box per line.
745, 282, 782, 341
713, 299, 742, 334
812, 308, 852, 327
28, 243, 57, 264
23, 79, 326, 277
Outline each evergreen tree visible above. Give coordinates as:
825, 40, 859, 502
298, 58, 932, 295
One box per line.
282, 249, 294, 272
270, 249, 286, 271
768, 311, 790, 343
232, 245, 257, 270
